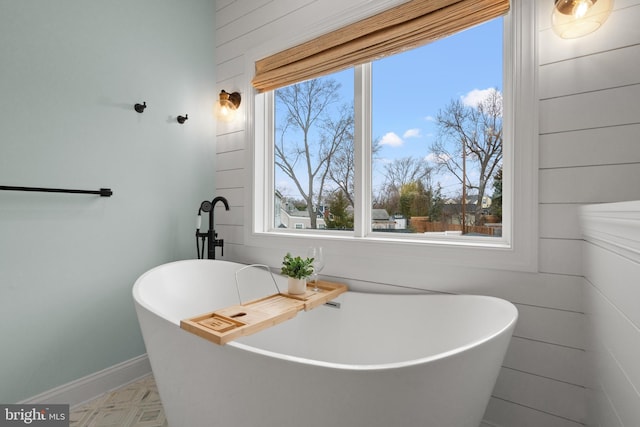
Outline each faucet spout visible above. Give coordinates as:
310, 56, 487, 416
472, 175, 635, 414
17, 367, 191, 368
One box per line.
205, 196, 230, 259
212, 196, 230, 211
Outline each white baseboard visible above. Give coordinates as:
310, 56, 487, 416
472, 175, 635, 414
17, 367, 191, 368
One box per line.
18, 354, 151, 408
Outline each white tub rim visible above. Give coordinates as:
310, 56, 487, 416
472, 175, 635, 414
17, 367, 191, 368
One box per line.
133, 259, 518, 372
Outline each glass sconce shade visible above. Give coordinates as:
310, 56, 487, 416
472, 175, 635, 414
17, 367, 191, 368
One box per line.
215, 90, 241, 122
552, 0, 613, 38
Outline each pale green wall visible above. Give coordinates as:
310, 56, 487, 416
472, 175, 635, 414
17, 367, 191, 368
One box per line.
0, 0, 217, 402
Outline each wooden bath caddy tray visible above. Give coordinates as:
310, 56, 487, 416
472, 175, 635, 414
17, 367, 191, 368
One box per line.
180, 281, 347, 345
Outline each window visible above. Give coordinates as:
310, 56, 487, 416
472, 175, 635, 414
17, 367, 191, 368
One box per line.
371, 18, 503, 239
273, 19, 504, 239
273, 69, 354, 232
250, 1, 537, 272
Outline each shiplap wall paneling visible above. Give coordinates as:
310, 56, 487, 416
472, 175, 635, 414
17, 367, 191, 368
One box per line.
539, 85, 640, 134
540, 204, 582, 239
215, 131, 242, 152
587, 283, 640, 422
540, 164, 640, 204
538, 238, 583, 275
539, 19, 640, 427
485, 396, 584, 427
215, 0, 391, 64
215, 0, 234, 13
493, 367, 586, 423
584, 244, 640, 325
503, 336, 584, 386
583, 242, 640, 417
217, 149, 245, 172
514, 304, 584, 349
215, 0, 271, 34
582, 201, 640, 426
584, 282, 640, 426
539, 44, 640, 98
216, 54, 245, 83
539, 124, 640, 170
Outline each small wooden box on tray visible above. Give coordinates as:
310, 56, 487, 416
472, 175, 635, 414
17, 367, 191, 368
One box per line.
180, 280, 347, 345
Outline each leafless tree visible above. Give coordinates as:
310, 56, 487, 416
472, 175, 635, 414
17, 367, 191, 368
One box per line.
430, 88, 503, 224
328, 133, 382, 208
383, 156, 432, 194
374, 156, 432, 215
274, 78, 353, 228
324, 104, 355, 206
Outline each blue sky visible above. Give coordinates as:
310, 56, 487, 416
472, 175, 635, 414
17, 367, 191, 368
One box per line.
370, 17, 503, 196
276, 17, 503, 200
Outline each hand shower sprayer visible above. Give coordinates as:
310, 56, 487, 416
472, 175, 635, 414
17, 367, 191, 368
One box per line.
195, 197, 229, 259
196, 201, 212, 259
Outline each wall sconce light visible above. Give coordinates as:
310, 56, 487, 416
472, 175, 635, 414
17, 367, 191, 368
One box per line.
177, 114, 188, 124
552, 0, 613, 38
134, 102, 147, 113
215, 90, 241, 122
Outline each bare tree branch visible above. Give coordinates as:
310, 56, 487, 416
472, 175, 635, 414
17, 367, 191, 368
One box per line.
430, 88, 503, 223
275, 78, 353, 228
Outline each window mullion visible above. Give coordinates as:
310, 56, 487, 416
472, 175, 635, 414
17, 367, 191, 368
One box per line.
353, 63, 372, 238
265, 91, 276, 232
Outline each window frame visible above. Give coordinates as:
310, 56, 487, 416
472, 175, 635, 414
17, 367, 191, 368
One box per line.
247, 0, 537, 272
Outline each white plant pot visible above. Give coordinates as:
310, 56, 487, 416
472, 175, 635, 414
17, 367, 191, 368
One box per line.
287, 277, 307, 295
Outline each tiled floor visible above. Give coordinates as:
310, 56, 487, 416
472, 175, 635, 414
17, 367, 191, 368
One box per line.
70, 375, 167, 427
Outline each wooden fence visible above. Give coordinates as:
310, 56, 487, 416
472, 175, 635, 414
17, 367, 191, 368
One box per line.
409, 217, 499, 236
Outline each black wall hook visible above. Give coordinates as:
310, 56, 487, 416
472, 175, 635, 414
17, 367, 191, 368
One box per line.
177, 114, 188, 124
134, 102, 147, 113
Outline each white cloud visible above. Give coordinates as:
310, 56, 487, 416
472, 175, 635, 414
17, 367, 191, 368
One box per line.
403, 128, 421, 139
424, 115, 436, 122
380, 132, 403, 147
461, 88, 499, 108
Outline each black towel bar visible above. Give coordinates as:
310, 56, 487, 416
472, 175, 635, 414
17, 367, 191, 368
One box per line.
0, 185, 113, 197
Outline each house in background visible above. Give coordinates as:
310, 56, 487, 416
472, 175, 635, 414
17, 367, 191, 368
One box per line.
279, 207, 327, 229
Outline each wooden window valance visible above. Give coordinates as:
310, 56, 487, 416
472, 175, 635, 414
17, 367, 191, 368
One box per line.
251, 0, 510, 93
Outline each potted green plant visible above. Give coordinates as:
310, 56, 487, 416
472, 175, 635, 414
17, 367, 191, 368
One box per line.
281, 252, 314, 295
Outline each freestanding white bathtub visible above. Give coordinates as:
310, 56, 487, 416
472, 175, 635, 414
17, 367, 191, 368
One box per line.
133, 259, 517, 427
